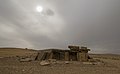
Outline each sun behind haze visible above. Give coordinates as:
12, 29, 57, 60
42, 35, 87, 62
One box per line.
36, 6, 43, 12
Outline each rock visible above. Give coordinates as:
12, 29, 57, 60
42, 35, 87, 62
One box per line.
65, 61, 69, 64
40, 60, 50, 66
48, 59, 57, 64
93, 62, 105, 65
83, 62, 93, 65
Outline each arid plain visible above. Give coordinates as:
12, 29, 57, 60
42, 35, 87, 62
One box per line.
0, 48, 120, 74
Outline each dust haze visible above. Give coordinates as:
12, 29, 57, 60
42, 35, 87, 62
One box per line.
0, 0, 120, 54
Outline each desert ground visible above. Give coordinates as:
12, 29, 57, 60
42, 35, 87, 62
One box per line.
0, 48, 120, 74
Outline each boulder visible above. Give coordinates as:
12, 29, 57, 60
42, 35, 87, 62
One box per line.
65, 61, 69, 64
40, 60, 50, 66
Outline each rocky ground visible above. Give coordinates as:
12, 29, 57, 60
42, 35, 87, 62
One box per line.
0, 48, 120, 74
0, 56, 120, 74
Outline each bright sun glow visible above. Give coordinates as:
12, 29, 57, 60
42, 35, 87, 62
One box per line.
36, 6, 43, 12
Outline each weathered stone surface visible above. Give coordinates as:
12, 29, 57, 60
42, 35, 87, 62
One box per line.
65, 61, 69, 64
68, 46, 79, 51
36, 45, 91, 62
65, 52, 69, 61
83, 62, 93, 65
40, 60, 50, 66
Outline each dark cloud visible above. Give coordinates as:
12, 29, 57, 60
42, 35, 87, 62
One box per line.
45, 9, 54, 16
0, 0, 120, 54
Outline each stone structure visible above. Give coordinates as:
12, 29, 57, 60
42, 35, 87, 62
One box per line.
36, 46, 90, 62
68, 46, 90, 61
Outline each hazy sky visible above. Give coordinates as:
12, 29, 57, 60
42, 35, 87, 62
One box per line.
0, 0, 120, 54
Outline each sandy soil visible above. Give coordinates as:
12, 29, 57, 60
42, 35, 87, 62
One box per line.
0, 48, 37, 57
0, 48, 120, 74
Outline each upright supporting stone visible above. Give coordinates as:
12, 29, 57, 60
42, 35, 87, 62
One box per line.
65, 52, 69, 61
79, 52, 88, 62
77, 52, 80, 61
49, 52, 53, 59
